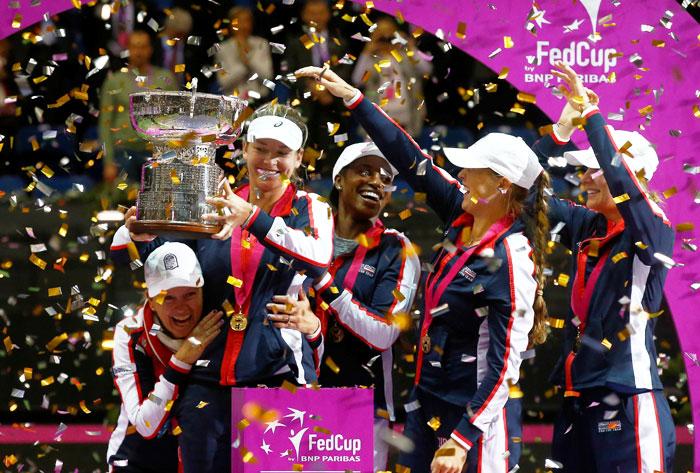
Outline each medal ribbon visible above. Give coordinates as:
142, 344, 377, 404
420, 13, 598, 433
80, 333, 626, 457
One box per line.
564, 218, 625, 396
220, 183, 296, 385
415, 214, 514, 384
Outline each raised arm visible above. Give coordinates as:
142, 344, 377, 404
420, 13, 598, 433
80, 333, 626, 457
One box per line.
552, 62, 674, 262
295, 66, 464, 223
313, 232, 420, 351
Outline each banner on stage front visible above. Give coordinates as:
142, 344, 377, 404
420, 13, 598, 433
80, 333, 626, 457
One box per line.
231, 387, 374, 473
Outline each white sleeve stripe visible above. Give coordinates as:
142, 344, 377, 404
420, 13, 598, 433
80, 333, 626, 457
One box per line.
385, 233, 420, 316
330, 291, 399, 351
263, 197, 333, 267
110, 225, 132, 249
469, 234, 534, 429
112, 322, 178, 438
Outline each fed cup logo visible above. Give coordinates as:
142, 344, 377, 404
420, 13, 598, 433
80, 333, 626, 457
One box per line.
260, 406, 363, 465
525, 0, 617, 84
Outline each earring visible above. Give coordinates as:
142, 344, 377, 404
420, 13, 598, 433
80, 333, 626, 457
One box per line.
335, 184, 343, 190
497, 187, 507, 194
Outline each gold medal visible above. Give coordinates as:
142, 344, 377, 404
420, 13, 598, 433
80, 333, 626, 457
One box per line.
230, 312, 248, 331
421, 335, 431, 354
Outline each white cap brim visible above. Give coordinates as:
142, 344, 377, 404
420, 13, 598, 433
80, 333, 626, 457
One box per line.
563, 148, 600, 169
332, 142, 398, 180
247, 115, 303, 151
147, 276, 203, 298
443, 147, 491, 169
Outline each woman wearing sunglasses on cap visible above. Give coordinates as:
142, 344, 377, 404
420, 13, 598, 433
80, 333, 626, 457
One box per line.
266, 141, 421, 471
110, 103, 334, 472
532, 62, 675, 472
295, 67, 551, 473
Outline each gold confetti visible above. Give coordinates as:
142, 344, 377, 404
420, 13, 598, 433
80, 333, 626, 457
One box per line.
281, 379, 298, 393
675, 222, 694, 232
172, 425, 182, 435
497, 67, 509, 79
548, 318, 565, 329
241, 447, 257, 464
635, 241, 649, 250
613, 193, 630, 204
503, 36, 514, 48
611, 252, 628, 263
392, 289, 406, 302
11, 14, 22, 29
170, 170, 181, 184
601, 338, 612, 350
4, 336, 14, 353
485, 82, 498, 92
173, 64, 186, 73
556, 274, 570, 287
399, 209, 412, 220
324, 357, 340, 374
638, 105, 653, 117
662, 187, 677, 198
196, 401, 209, 409
617, 328, 630, 341
292, 464, 303, 472
40, 165, 54, 178
48, 287, 62, 297
427, 416, 441, 431
456, 22, 467, 39
693, 104, 700, 118
80, 400, 92, 414
58, 224, 68, 237
300, 34, 314, 49
237, 419, 251, 430
651, 40, 665, 47
46, 333, 68, 351
509, 385, 524, 399
516, 92, 536, 104
227, 276, 243, 287
41, 376, 55, 386
434, 448, 456, 457
29, 254, 47, 270
313, 425, 331, 434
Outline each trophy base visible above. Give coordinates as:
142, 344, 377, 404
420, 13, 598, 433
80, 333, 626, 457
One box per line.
131, 220, 222, 239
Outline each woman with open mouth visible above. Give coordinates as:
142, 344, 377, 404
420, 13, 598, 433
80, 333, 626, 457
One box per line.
295, 66, 551, 473
266, 141, 421, 471
110, 103, 334, 472
534, 61, 676, 472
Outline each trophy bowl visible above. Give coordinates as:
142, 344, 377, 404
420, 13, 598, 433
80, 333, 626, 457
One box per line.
129, 91, 248, 239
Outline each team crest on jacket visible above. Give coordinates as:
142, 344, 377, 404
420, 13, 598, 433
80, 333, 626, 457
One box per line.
163, 253, 178, 270
359, 264, 376, 278
458, 266, 477, 281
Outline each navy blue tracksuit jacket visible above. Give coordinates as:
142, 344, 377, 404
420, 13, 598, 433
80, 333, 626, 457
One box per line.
533, 108, 674, 394
316, 219, 420, 420
346, 94, 537, 452
110, 183, 333, 386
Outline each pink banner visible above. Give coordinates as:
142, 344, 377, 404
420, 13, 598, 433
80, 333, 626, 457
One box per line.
362, 0, 700, 467
231, 387, 374, 473
0, 0, 91, 40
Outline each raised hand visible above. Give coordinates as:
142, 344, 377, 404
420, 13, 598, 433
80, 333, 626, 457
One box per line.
551, 61, 592, 112
295, 66, 360, 102
174, 310, 224, 365
266, 288, 320, 336
203, 179, 254, 240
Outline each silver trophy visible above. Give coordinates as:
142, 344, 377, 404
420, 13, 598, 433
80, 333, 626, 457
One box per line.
129, 90, 248, 238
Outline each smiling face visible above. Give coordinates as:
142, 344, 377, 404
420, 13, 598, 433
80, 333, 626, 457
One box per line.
581, 168, 621, 220
336, 156, 394, 220
149, 286, 203, 339
243, 138, 303, 194
456, 167, 510, 217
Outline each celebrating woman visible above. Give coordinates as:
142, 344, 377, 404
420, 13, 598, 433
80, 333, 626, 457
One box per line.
534, 61, 675, 472
295, 66, 551, 473
266, 141, 421, 471
110, 103, 334, 472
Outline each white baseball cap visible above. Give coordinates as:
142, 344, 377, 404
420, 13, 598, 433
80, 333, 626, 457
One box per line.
144, 242, 204, 298
443, 133, 543, 189
563, 129, 658, 180
246, 115, 304, 151
332, 142, 398, 181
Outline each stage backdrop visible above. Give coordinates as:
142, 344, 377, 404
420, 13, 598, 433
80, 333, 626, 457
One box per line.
1, 0, 698, 468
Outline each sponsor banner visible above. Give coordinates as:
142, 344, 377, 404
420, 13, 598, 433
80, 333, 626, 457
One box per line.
231, 387, 374, 473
